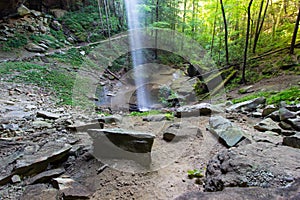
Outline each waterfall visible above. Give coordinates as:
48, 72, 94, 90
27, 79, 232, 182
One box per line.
125, 0, 151, 111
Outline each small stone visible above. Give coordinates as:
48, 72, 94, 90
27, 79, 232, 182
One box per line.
287, 118, 300, 131
11, 175, 21, 183
25, 43, 46, 53
254, 118, 282, 134
32, 121, 52, 129
143, 114, 167, 122
28, 168, 65, 185
262, 105, 278, 117
18, 4, 30, 16
52, 177, 92, 199
279, 107, 297, 121
37, 111, 60, 120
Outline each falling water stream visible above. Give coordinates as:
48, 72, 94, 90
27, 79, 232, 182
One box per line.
124, 0, 151, 111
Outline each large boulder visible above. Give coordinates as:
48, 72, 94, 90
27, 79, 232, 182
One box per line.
87, 128, 155, 166
204, 143, 300, 192
208, 116, 246, 147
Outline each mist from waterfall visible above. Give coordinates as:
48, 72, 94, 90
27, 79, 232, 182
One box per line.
124, 0, 151, 111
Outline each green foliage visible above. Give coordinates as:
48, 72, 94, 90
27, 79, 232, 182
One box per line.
2, 34, 28, 51
0, 62, 75, 105
187, 169, 204, 179
59, 5, 122, 43
158, 86, 178, 107
232, 87, 300, 105
267, 87, 300, 105
129, 110, 162, 117
50, 48, 85, 67
29, 33, 63, 48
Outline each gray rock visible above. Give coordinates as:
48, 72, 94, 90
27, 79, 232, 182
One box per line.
279, 121, 293, 130
262, 105, 278, 117
96, 115, 122, 124
279, 107, 297, 121
268, 110, 280, 122
285, 104, 300, 112
20, 184, 59, 200
88, 129, 155, 166
25, 43, 46, 53
32, 121, 52, 129
238, 85, 254, 94
28, 168, 65, 185
11, 175, 21, 183
163, 123, 202, 142
176, 179, 300, 200
68, 121, 104, 132
204, 143, 300, 192
30, 10, 42, 17
287, 118, 300, 131
252, 131, 282, 145
254, 118, 282, 134
143, 114, 167, 122
175, 103, 223, 118
226, 97, 266, 112
52, 177, 91, 199
3, 111, 32, 119
14, 142, 71, 176
283, 133, 300, 149
37, 111, 60, 120
208, 116, 245, 147
17, 4, 30, 16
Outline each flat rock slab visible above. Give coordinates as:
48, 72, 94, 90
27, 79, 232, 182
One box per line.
226, 97, 266, 112
143, 114, 167, 122
14, 142, 71, 176
20, 184, 59, 200
163, 123, 202, 142
52, 177, 92, 199
176, 178, 300, 200
208, 116, 245, 147
88, 129, 155, 166
254, 118, 282, 133
252, 131, 283, 145
37, 111, 60, 119
94, 115, 122, 124
68, 122, 104, 132
175, 103, 223, 118
28, 168, 65, 185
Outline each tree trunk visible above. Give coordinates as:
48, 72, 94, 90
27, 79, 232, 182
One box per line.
155, 0, 159, 59
210, 0, 219, 55
182, 0, 187, 33
290, 7, 300, 54
97, 0, 105, 34
253, 0, 264, 53
253, 0, 269, 53
220, 0, 229, 65
273, 0, 285, 38
242, 0, 254, 84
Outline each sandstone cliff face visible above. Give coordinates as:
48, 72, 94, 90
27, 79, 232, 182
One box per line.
0, 0, 89, 19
